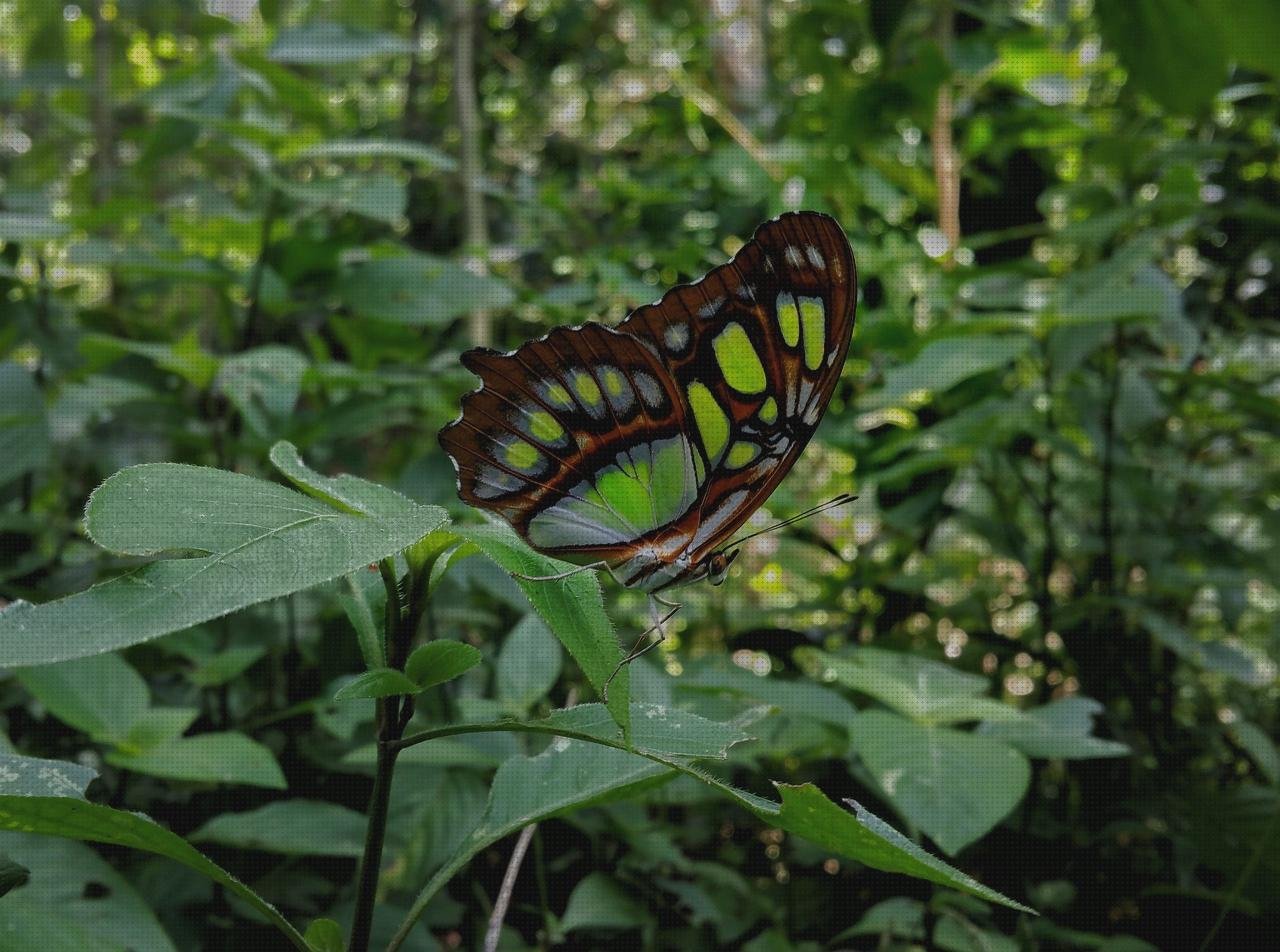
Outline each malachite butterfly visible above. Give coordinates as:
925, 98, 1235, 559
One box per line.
440, 210, 857, 595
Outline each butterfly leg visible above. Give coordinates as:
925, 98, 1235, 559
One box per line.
601, 596, 681, 703
512, 560, 610, 583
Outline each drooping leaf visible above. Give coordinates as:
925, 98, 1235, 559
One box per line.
405, 641, 483, 690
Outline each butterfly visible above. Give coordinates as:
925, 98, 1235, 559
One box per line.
440, 211, 857, 611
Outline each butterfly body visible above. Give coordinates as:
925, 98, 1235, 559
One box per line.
440, 211, 857, 592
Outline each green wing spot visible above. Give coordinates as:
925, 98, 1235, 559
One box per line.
726, 441, 760, 469
529, 411, 564, 443
602, 367, 625, 397
800, 297, 826, 370
505, 440, 541, 470
545, 383, 574, 408
776, 292, 801, 347
687, 382, 729, 461
596, 461, 653, 528
573, 372, 603, 407
758, 396, 778, 424
713, 323, 767, 394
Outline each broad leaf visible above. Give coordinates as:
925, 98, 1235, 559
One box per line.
0, 464, 447, 665
106, 732, 287, 789
495, 614, 562, 710
850, 710, 1031, 855
0, 363, 50, 488
0, 754, 307, 949
337, 252, 515, 325
191, 800, 372, 857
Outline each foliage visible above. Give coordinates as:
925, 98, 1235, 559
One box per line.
0, 0, 1277, 949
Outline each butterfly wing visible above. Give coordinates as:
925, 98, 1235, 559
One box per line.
615, 210, 857, 565
439, 211, 857, 588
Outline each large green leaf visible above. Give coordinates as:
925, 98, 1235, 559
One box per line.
850, 710, 1031, 855
190, 800, 372, 857
1096, 0, 1226, 113
1141, 610, 1277, 687
797, 647, 1018, 725
1198, 0, 1280, 75
106, 732, 287, 789
0, 834, 177, 952
0, 754, 307, 949
0, 464, 447, 665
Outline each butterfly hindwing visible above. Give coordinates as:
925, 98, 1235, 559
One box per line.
440, 211, 857, 590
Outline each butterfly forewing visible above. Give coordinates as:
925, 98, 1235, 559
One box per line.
440, 211, 857, 590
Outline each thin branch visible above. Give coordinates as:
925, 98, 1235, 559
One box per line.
452, 0, 492, 348
483, 824, 537, 952
1037, 336, 1059, 635
672, 74, 785, 183
930, 1, 961, 267
238, 188, 281, 350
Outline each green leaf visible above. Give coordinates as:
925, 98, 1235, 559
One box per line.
15, 654, 151, 746
0, 465, 447, 666
333, 667, 420, 700
266, 171, 407, 224
935, 916, 1020, 952
337, 252, 516, 325
678, 660, 860, 730
1096, 0, 1226, 113
1198, 0, 1280, 75
978, 697, 1130, 759
191, 800, 371, 857
1229, 721, 1280, 785
458, 520, 629, 738
495, 614, 562, 710
405, 641, 482, 690
560, 872, 651, 933
340, 574, 385, 669
798, 647, 996, 724
768, 784, 1033, 912
866, 335, 1031, 408
0, 753, 97, 799
1140, 610, 1277, 686
282, 138, 456, 172
850, 710, 1031, 855
0, 798, 307, 948
214, 346, 307, 437
0, 834, 177, 952
268, 22, 415, 64
388, 706, 1027, 945
833, 896, 926, 942
106, 732, 287, 789
0, 363, 51, 487
303, 918, 345, 952
270, 440, 424, 518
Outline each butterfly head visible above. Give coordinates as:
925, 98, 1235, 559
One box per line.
704, 549, 739, 586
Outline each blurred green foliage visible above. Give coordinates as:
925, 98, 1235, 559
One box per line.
0, 0, 1277, 949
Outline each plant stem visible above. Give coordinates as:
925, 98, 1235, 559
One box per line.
349, 558, 417, 952
452, 0, 492, 348
930, 0, 961, 268
483, 823, 536, 952
348, 730, 400, 952
1038, 336, 1058, 637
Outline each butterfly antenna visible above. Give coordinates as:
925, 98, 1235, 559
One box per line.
727, 493, 858, 547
